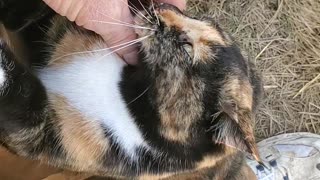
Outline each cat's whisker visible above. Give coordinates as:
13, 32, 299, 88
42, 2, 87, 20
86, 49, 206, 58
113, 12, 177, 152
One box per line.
125, 1, 146, 19
119, 0, 154, 25
97, 10, 137, 27
126, 0, 152, 22
50, 36, 150, 62
90, 20, 155, 31
131, 8, 154, 25
127, 4, 150, 24
151, 0, 160, 26
105, 35, 150, 52
120, 0, 141, 15
98, 35, 151, 60
127, 86, 151, 105
137, 0, 153, 22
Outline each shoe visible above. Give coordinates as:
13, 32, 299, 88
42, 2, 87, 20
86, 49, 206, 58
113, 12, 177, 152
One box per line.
247, 132, 320, 180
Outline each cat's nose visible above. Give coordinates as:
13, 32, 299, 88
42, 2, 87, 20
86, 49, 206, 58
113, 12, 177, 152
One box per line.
155, 3, 186, 30
155, 3, 183, 15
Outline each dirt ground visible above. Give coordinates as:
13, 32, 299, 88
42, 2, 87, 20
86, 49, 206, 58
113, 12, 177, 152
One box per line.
187, 0, 320, 140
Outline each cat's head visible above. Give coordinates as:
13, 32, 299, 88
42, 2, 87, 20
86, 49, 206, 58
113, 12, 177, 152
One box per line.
136, 3, 231, 67
135, 3, 263, 162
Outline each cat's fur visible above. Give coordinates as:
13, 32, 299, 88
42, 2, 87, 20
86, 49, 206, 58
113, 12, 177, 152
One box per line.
0, 0, 263, 179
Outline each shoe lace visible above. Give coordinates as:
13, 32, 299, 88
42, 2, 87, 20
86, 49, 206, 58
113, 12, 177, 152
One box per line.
255, 160, 289, 180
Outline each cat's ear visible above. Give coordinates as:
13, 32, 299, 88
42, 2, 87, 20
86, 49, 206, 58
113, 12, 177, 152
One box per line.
211, 77, 261, 162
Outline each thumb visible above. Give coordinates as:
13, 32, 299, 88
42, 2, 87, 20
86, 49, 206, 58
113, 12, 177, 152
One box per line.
42, 0, 85, 22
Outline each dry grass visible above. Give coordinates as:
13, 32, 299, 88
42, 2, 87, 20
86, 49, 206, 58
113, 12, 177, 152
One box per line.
187, 0, 320, 140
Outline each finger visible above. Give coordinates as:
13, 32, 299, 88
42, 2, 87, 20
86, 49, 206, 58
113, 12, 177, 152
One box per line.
42, 0, 60, 12
102, 31, 139, 65
111, 34, 139, 65
42, 0, 85, 22
156, 0, 187, 10
42, 0, 71, 16
123, 48, 139, 65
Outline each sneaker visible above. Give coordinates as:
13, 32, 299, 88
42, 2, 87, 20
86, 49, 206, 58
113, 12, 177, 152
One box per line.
247, 132, 320, 180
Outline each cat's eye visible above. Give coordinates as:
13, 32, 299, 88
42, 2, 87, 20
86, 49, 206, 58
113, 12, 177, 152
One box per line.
182, 43, 194, 58
179, 34, 194, 57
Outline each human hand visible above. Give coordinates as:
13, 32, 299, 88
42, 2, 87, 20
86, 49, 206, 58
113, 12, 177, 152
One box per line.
42, 0, 186, 65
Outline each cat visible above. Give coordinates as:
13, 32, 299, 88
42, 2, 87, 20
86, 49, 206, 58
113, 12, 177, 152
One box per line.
0, 0, 263, 179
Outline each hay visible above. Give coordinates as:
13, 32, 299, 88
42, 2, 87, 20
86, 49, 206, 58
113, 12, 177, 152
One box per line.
187, 0, 320, 140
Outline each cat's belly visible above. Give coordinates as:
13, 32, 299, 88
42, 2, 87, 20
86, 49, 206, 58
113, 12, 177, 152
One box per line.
38, 52, 148, 159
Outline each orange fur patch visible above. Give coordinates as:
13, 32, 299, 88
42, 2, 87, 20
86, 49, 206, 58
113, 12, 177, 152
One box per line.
195, 147, 236, 170
224, 77, 253, 112
49, 33, 104, 67
138, 173, 172, 180
220, 76, 260, 161
157, 73, 204, 143
46, 18, 104, 68
49, 94, 109, 172
238, 165, 257, 180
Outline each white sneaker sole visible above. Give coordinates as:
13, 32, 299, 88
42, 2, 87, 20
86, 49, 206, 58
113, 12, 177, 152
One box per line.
255, 132, 320, 180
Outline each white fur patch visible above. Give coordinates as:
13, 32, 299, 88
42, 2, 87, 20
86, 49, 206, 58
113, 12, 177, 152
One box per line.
0, 65, 5, 88
0, 50, 6, 88
39, 52, 148, 159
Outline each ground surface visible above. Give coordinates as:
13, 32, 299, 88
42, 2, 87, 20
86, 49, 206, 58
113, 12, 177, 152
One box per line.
187, 0, 320, 139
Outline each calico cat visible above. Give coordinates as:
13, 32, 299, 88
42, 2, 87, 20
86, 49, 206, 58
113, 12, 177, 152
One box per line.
0, 0, 263, 179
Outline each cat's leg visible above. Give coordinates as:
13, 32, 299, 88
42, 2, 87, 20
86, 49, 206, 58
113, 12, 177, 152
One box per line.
0, 40, 53, 156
